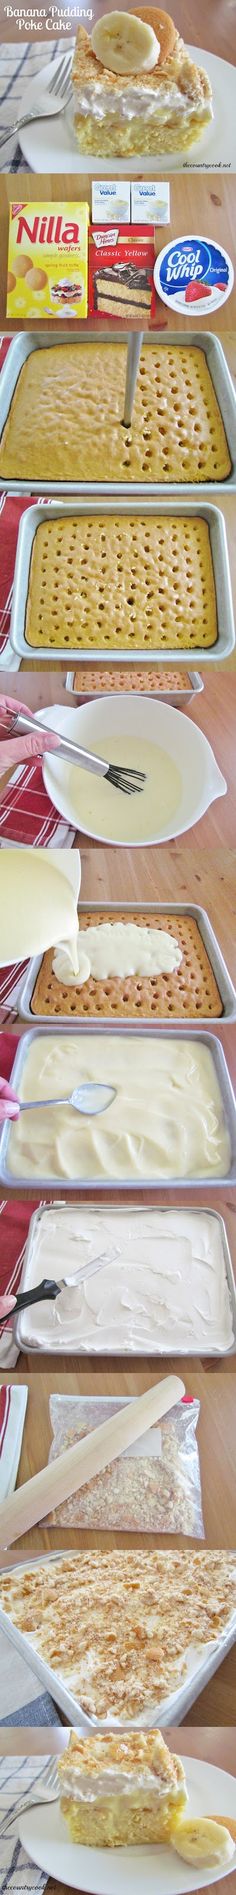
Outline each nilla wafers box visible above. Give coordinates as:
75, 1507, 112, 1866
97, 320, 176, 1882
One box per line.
7, 202, 89, 319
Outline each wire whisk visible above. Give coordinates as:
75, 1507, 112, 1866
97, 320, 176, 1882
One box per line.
13, 711, 146, 795
106, 764, 146, 795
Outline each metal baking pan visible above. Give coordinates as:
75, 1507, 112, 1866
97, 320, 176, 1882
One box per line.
14, 1200, 236, 1358
19, 901, 236, 1025
9, 495, 235, 664
66, 668, 204, 703
0, 1023, 235, 1190
0, 1552, 236, 1730
1, 330, 236, 495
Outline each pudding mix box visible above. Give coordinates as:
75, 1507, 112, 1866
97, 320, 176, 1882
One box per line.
7, 202, 89, 319
131, 183, 170, 225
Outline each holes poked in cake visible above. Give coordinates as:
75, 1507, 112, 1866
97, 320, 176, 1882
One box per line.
25, 510, 218, 651
30, 911, 223, 1022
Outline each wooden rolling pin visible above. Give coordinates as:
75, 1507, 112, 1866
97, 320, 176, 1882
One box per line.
0, 1374, 184, 1549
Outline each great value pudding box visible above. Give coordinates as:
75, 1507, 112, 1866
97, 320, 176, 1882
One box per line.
7, 202, 89, 320
89, 224, 156, 320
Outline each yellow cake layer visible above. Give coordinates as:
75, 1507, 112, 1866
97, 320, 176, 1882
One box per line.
0, 343, 231, 485
25, 512, 217, 651
60, 1788, 186, 1847
74, 108, 211, 158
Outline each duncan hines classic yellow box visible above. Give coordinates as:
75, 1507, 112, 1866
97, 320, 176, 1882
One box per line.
7, 202, 89, 319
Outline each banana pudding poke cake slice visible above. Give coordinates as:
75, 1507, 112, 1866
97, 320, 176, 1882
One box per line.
72, 7, 213, 158
58, 1728, 187, 1845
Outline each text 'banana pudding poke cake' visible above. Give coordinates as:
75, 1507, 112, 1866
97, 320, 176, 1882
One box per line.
58, 1730, 187, 1846
72, 7, 213, 158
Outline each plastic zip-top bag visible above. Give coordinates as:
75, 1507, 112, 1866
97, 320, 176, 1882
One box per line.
46, 1392, 204, 1536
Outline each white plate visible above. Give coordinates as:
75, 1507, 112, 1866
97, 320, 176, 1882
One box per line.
19, 1758, 236, 1894
18, 48, 236, 174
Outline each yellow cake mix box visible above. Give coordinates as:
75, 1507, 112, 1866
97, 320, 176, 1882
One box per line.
7, 202, 89, 319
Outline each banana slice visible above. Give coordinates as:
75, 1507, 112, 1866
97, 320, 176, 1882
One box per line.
91, 11, 160, 75
170, 1815, 235, 1867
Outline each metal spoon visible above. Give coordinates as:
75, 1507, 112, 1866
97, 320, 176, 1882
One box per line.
17, 1084, 116, 1117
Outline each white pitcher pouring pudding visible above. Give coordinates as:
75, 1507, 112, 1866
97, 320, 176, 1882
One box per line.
0, 847, 81, 966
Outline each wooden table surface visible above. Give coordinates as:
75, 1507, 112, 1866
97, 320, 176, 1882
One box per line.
1, 1366, 236, 1555
0, 1729, 235, 1895
0, 0, 235, 59
0, 177, 236, 332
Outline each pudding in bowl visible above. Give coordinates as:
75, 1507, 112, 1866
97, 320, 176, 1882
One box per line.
42, 695, 226, 847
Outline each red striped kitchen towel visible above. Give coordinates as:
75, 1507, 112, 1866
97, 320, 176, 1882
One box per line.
0, 491, 41, 660
0, 954, 29, 1012
0, 752, 75, 847
0, 1189, 38, 1369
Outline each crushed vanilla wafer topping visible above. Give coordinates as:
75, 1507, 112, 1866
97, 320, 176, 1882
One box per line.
0, 1552, 235, 1720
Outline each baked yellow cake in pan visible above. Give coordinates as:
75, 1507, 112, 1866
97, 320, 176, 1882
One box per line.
0, 1551, 235, 1721
25, 512, 217, 652
72, 665, 192, 692
72, 9, 212, 159
58, 1730, 187, 1847
30, 910, 223, 1020
0, 343, 231, 485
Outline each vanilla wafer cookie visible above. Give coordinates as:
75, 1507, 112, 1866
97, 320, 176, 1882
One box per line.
0, 343, 231, 485
24, 512, 217, 652
30, 910, 223, 1020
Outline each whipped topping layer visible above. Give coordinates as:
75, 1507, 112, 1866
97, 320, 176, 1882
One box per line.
52, 922, 182, 988
20, 1206, 234, 1354
7, 1033, 230, 1183
74, 82, 212, 123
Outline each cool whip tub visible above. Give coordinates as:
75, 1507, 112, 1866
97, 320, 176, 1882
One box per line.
15, 1205, 235, 1356
0, 1028, 232, 1187
154, 237, 234, 319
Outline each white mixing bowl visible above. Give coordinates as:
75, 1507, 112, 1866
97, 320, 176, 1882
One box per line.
42, 696, 227, 849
